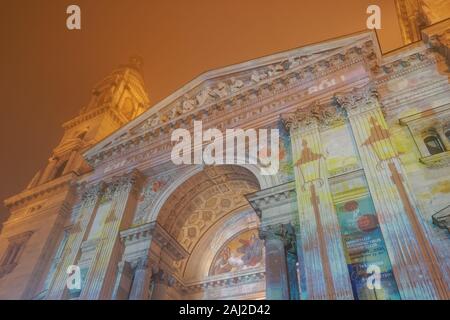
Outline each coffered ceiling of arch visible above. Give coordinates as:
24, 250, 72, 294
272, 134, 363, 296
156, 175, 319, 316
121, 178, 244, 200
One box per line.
157, 166, 260, 253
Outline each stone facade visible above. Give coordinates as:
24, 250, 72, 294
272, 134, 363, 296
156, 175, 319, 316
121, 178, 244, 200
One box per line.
0, 10, 449, 300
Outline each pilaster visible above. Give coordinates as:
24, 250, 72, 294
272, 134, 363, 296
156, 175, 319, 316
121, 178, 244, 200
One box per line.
284, 102, 353, 300
334, 84, 449, 299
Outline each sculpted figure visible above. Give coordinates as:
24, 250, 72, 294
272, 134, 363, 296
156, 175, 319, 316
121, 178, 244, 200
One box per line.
288, 57, 300, 69
196, 87, 212, 106
213, 82, 229, 98
268, 64, 284, 77
250, 71, 267, 83
182, 95, 196, 112
150, 115, 160, 127
170, 102, 183, 118
230, 77, 244, 92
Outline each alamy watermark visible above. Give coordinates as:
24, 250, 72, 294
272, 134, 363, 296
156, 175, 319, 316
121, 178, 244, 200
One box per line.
170, 121, 279, 175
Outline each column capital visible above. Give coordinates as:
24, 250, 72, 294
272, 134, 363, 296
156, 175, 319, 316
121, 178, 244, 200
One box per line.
333, 84, 379, 116
259, 223, 297, 249
283, 100, 344, 133
79, 181, 107, 205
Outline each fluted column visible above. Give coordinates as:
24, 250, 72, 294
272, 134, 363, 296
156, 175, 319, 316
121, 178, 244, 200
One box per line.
335, 84, 449, 299
81, 170, 143, 299
46, 182, 105, 299
149, 266, 175, 300
111, 261, 133, 300
260, 224, 291, 300
129, 256, 152, 300
285, 102, 353, 300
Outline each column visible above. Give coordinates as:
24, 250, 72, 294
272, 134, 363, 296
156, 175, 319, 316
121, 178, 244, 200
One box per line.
81, 170, 143, 299
129, 256, 152, 300
260, 224, 290, 300
39, 157, 58, 184
334, 84, 449, 299
246, 182, 301, 300
46, 182, 105, 299
111, 261, 133, 300
62, 150, 78, 175
149, 267, 175, 300
285, 102, 353, 300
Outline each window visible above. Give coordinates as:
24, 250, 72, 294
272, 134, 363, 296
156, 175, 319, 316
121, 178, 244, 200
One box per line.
0, 231, 33, 278
445, 128, 450, 142
53, 160, 68, 179
424, 135, 445, 155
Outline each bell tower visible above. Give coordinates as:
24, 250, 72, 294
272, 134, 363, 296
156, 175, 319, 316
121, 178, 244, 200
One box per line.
28, 56, 150, 188
0, 58, 150, 299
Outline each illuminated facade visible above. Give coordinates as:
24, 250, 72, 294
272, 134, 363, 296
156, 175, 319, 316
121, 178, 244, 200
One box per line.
0, 7, 449, 300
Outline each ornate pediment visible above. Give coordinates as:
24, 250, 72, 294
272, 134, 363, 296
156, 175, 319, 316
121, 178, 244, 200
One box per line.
84, 32, 380, 166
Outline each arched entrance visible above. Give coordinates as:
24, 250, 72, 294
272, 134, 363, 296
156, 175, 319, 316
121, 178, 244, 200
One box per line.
148, 165, 265, 299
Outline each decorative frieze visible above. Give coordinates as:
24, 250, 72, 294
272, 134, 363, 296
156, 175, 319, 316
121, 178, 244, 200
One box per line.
85, 38, 379, 168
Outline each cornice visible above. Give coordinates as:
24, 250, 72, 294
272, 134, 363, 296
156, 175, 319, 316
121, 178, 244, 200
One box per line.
183, 267, 265, 293
246, 181, 296, 217
120, 221, 189, 261
3, 173, 77, 210
85, 35, 379, 165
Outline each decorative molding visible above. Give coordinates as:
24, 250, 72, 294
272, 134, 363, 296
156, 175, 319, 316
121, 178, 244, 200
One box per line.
3, 173, 77, 213
120, 222, 189, 261
246, 181, 296, 219
420, 150, 450, 168
283, 100, 345, 131
85, 36, 379, 167
333, 84, 380, 115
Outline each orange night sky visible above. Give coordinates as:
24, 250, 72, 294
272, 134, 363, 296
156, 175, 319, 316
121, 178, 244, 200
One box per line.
0, 0, 403, 222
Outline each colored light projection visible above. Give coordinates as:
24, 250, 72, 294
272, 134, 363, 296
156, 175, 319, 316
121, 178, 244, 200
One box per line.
321, 124, 360, 177
278, 120, 295, 182
332, 176, 401, 300
210, 229, 264, 276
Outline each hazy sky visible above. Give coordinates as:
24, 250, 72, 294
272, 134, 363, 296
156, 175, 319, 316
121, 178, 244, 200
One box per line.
0, 0, 403, 220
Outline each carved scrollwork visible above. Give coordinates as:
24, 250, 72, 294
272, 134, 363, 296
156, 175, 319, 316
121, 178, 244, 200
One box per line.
284, 100, 345, 131
259, 223, 297, 250
333, 84, 379, 115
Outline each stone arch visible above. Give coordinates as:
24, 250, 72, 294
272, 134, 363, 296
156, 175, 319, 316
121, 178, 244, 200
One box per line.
143, 164, 271, 299
145, 162, 282, 224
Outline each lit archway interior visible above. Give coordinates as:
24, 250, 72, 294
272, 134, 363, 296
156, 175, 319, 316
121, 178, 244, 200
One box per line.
154, 165, 265, 299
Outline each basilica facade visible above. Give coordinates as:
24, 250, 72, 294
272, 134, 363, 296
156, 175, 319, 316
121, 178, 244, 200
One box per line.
0, 3, 449, 300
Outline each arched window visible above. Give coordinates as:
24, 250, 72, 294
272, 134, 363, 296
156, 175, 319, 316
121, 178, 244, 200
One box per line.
424, 135, 445, 155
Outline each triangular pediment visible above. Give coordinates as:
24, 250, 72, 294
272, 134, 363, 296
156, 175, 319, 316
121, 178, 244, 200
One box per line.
84, 31, 380, 163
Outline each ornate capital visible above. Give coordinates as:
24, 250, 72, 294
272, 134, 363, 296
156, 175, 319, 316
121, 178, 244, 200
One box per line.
284, 100, 344, 132
102, 169, 144, 202
135, 255, 150, 271
80, 181, 106, 205
259, 223, 297, 248
333, 84, 379, 115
